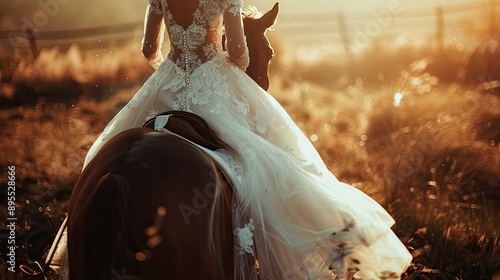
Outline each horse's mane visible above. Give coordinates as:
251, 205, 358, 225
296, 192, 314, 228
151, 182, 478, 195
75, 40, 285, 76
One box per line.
242, 6, 263, 19
242, 5, 277, 33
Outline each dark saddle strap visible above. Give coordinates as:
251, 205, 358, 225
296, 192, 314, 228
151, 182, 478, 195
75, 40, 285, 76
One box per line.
143, 110, 223, 151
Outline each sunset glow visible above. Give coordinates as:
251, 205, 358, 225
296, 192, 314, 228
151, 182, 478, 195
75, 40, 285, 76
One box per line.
0, 1, 499, 279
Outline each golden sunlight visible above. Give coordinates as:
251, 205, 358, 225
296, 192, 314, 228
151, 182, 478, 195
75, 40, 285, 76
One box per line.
0, 1, 499, 279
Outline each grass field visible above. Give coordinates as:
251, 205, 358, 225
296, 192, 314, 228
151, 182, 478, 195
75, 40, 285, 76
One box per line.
0, 39, 499, 279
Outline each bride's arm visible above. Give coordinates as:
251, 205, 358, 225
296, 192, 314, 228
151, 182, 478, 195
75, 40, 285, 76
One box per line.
141, 1, 165, 70
223, 0, 249, 70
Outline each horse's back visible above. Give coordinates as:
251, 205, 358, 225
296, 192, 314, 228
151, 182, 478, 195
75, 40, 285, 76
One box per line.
68, 128, 233, 279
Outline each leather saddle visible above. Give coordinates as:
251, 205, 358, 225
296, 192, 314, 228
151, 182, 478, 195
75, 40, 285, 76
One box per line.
143, 110, 223, 151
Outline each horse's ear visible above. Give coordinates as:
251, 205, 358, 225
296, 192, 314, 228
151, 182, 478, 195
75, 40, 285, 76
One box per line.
259, 2, 279, 30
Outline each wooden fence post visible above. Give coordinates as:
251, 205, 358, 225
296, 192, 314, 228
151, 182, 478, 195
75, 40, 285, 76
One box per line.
487, 0, 497, 38
436, 5, 444, 53
336, 13, 351, 58
26, 28, 39, 60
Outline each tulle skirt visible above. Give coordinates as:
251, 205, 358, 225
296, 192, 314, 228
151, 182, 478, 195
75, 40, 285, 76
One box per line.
84, 52, 412, 279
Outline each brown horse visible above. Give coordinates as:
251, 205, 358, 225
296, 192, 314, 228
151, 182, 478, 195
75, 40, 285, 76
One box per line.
241, 3, 279, 91
60, 3, 279, 280
68, 124, 235, 279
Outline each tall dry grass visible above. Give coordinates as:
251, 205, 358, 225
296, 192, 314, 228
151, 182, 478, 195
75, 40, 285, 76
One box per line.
1, 42, 152, 106
269, 56, 500, 279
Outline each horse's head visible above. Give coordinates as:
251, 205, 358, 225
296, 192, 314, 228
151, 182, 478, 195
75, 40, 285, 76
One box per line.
243, 3, 279, 91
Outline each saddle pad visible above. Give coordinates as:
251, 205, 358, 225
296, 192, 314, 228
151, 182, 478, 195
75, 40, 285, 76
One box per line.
143, 110, 223, 151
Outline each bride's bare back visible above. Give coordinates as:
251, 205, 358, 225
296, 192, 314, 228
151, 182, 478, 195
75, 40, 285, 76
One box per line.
163, 0, 200, 29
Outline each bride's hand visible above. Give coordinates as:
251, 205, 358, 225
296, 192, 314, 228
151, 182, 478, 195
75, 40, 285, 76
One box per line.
145, 50, 165, 70
229, 49, 250, 71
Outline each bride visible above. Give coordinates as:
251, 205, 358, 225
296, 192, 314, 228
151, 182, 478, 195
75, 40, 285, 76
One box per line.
82, 0, 412, 279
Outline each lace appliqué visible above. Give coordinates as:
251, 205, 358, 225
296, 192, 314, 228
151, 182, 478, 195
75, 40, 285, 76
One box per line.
170, 54, 230, 112
210, 101, 223, 114
203, 43, 217, 59
168, 23, 206, 76
223, 0, 243, 15
215, 149, 242, 184
172, 91, 190, 111
253, 109, 269, 134
304, 163, 324, 177
234, 96, 249, 115
238, 41, 250, 70
162, 65, 187, 92
146, 108, 159, 121
234, 218, 255, 256
163, 0, 224, 76
148, 0, 163, 15
147, 51, 164, 70
226, 35, 249, 70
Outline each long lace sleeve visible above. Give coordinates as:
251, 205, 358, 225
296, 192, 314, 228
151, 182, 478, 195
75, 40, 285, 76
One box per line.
223, 0, 249, 70
141, 1, 166, 70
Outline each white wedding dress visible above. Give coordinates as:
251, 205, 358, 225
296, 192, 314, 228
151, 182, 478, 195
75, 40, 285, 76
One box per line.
83, 0, 412, 279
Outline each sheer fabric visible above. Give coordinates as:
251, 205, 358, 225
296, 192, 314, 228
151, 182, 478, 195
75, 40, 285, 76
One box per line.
83, 0, 412, 279
142, 0, 249, 71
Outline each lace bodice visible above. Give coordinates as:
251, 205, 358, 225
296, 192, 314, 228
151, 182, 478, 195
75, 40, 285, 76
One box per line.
146, 0, 248, 74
